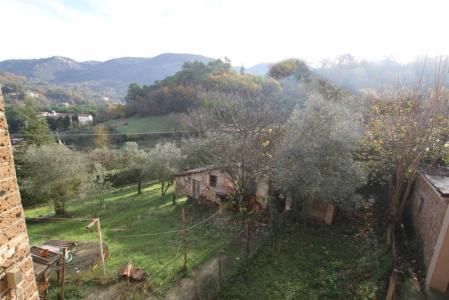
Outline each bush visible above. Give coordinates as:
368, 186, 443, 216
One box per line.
106, 169, 141, 187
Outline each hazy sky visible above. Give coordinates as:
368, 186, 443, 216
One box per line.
2, 0, 448, 66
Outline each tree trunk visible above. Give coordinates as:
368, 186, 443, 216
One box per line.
386, 221, 399, 300
137, 180, 142, 195
54, 201, 65, 216
162, 181, 171, 196
172, 194, 176, 205
161, 182, 166, 196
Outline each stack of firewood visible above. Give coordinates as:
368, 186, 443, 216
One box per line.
118, 260, 148, 281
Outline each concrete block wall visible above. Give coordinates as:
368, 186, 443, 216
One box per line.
0, 90, 39, 299
411, 174, 449, 267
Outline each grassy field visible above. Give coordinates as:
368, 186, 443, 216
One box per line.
219, 215, 390, 300
25, 183, 242, 296
105, 114, 185, 134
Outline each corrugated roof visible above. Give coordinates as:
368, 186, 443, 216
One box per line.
175, 166, 216, 176
424, 174, 449, 197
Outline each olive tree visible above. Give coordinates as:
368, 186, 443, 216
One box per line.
85, 162, 112, 207
148, 142, 183, 196
272, 93, 366, 210
21, 144, 88, 215
120, 142, 151, 194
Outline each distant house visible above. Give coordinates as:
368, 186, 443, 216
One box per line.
10, 137, 24, 145
77, 114, 94, 126
26, 91, 40, 98
174, 166, 269, 210
411, 168, 449, 293
39, 110, 93, 127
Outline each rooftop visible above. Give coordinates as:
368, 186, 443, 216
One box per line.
175, 166, 216, 176
422, 167, 449, 197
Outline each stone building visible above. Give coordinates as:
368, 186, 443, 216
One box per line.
0, 90, 39, 299
174, 166, 269, 210
411, 169, 449, 293
175, 166, 336, 222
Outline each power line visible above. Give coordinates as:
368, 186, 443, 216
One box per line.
10, 129, 209, 137
110, 204, 227, 238
26, 216, 95, 221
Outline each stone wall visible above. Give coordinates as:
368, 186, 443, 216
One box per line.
0, 90, 39, 299
175, 171, 235, 203
411, 174, 449, 267
303, 201, 336, 225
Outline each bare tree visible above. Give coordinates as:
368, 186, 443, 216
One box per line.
186, 92, 282, 209
361, 59, 449, 242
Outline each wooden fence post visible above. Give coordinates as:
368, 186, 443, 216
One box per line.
59, 248, 66, 300
218, 250, 223, 291
87, 218, 106, 275
96, 218, 106, 275
246, 220, 250, 256
182, 207, 188, 271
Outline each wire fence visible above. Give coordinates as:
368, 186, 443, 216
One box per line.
165, 216, 268, 299
25, 203, 267, 298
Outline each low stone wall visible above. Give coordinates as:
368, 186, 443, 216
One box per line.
303, 201, 336, 225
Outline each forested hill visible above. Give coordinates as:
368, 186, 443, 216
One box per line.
245, 57, 447, 93
124, 58, 348, 117
0, 53, 213, 86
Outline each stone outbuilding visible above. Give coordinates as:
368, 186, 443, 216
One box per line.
174, 166, 269, 210
411, 169, 449, 293
175, 166, 337, 223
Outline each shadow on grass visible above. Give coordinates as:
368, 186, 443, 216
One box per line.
26, 183, 243, 295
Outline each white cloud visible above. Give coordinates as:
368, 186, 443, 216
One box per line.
1, 0, 448, 65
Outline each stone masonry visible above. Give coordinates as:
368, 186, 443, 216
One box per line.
0, 89, 39, 299
411, 174, 449, 267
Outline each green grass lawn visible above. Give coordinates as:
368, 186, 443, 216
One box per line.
219, 216, 390, 300
25, 183, 241, 296
105, 114, 185, 134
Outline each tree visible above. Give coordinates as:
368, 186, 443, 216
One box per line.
93, 124, 109, 148
88, 147, 120, 171
186, 92, 281, 209
360, 61, 449, 241
86, 163, 112, 208
268, 59, 310, 81
120, 142, 150, 194
148, 142, 183, 197
18, 104, 54, 146
272, 93, 366, 210
359, 60, 449, 297
21, 144, 88, 215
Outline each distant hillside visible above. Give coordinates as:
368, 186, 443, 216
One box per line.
0, 56, 89, 82
245, 58, 448, 92
245, 63, 271, 76
313, 58, 444, 92
0, 53, 214, 95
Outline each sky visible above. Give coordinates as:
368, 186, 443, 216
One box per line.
1, 0, 449, 66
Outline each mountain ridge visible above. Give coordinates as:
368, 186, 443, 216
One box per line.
0, 53, 214, 86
